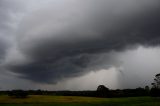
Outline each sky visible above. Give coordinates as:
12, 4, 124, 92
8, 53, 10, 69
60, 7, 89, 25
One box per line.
0, 0, 160, 90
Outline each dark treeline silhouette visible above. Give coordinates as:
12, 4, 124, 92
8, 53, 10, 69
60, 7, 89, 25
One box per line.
8, 90, 28, 98
0, 73, 159, 98
0, 86, 158, 98
0, 86, 155, 98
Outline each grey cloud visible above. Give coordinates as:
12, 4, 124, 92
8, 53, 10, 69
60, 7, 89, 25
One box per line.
0, 0, 26, 61
0, 39, 8, 63
0, 0, 24, 34
0, 0, 18, 63
3, 0, 160, 83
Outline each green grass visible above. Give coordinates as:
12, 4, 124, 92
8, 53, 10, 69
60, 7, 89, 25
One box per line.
0, 95, 160, 106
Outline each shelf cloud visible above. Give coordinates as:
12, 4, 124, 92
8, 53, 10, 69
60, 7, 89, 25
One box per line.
0, 0, 160, 89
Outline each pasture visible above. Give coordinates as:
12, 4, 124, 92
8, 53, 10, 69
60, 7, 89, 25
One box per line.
0, 95, 160, 106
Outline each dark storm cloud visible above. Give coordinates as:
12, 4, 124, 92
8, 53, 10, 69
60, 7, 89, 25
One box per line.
3, 0, 160, 83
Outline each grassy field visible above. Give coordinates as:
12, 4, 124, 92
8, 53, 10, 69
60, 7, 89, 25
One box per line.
0, 95, 160, 106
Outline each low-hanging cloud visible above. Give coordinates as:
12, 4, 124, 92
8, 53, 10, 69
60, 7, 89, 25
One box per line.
2, 0, 160, 84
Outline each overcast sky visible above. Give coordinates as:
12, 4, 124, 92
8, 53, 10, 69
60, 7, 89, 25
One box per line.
0, 0, 160, 90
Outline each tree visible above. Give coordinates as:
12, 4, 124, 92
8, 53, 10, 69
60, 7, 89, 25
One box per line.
152, 73, 160, 88
145, 86, 150, 95
96, 85, 110, 97
145, 86, 149, 91
97, 85, 109, 91
150, 73, 160, 97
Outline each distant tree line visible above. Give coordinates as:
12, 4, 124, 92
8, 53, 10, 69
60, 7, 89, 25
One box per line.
0, 73, 159, 98
3, 86, 155, 98
8, 90, 28, 98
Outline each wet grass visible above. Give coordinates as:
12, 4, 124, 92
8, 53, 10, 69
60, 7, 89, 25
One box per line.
0, 95, 159, 106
